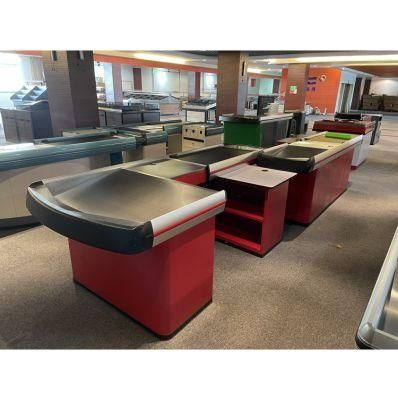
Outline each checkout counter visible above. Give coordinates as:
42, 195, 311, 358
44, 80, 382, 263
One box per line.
220, 113, 294, 147
335, 112, 382, 145
27, 161, 226, 338
257, 135, 361, 224
312, 119, 374, 168
0, 132, 138, 228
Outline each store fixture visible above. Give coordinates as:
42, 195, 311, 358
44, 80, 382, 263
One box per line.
0, 100, 52, 142
221, 113, 293, 147
256, 136, 361, 224
0, 132, 139, 227
335, 112, 382, 145
27, 163, 225, 338
10, 85, 47, 107
182, 98, 216, 122
125, 92, 181, 115
356, 227, 398, 349
210, 165, 296, 256
182, 123, 223, 150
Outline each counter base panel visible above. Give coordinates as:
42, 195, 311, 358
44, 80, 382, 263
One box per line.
68, 218, 215, 338
351, 132, 371, 167
286, 149, 354, 224
174, 170, 207, 186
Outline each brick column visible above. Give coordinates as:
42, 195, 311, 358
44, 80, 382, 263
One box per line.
43, 51, 99, 136
216, 51, 249, 121
104, 62, 123, 103
284, 64, 310, 112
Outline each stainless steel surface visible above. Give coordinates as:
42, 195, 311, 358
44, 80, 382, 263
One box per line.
357, 227, 398, 349
214, 164, 296, 188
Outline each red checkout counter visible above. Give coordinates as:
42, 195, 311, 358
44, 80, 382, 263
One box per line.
256, 136, 361, 224
312, 119, 375, 135
169, 145, 296, 256
26, 141, 360, 337
27, 165, 226, 339
312, 119, 374, 169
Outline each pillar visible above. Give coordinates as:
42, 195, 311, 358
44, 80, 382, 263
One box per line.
272, 79, 280, 94
43, 51, 99, 136
216, 51, 249, 120
351, 77, 363, 110
104, 62, 123, 103
188, 71, 201, 101
133, 68, 142, 91
284, 63, 310, 112
363, 78, 371, 95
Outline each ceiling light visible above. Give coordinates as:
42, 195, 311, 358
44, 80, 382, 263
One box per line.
263, 54, 398, 65
247, 68, 263, 74
133, 52, 187, 64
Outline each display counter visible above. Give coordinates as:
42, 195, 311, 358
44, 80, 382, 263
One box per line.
220, 113, 293, 147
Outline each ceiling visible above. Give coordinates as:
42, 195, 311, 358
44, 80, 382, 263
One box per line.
348, 65, 398, 78
114, 51, 398, 78
185, 51, 337, 57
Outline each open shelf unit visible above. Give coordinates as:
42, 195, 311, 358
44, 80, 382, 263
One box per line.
209, 173, 290, 257
210, 179, 268, 256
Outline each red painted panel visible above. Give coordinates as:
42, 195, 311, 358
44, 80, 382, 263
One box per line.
261, 182, 289, 253
286, 149, 354, 224
69, 218, 215, 338
175, 170, 207, 186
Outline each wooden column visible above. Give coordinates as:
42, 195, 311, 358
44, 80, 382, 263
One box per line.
284, 63, 310, 112
43, 51, 99, 136
104, 62, 123, 103
363, 78, 371, 95
188, 71, 201, 101
272, 79, 280, 94
216, 51, 249, 121
133, 68, 142, 91
351, 77, 363, 110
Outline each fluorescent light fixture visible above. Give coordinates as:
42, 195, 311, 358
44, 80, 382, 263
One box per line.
263, 54, 398, 65
247, 68, 264, 73
133, 52, 187, 64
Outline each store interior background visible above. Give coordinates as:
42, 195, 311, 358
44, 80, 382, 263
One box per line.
2, 51, 398, 142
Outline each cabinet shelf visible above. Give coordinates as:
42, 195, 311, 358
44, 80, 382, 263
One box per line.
224, 199, 264, 223
216, 228, 262, 254
216, 214, 263, 254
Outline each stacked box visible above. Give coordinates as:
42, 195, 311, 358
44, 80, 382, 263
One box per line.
362, 94, 381, 111
382, 95, 398, 112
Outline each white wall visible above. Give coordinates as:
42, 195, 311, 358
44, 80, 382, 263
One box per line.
141, 67, 153, 92
201, 72, 217, 97
153, 68, 181, 93
340, 70, 357, 85
121, 64, 134, 92
370, 78, 398, 96
259, 78, 273, 95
